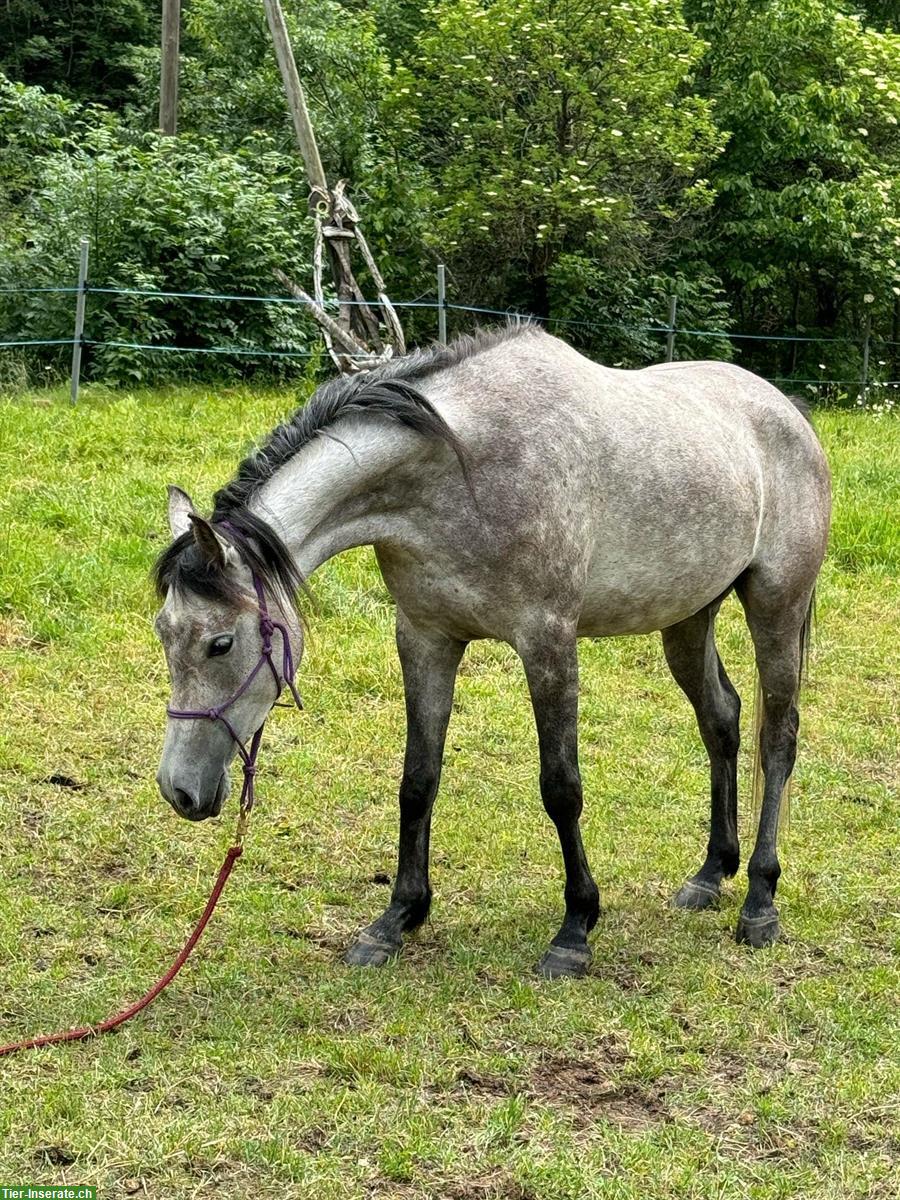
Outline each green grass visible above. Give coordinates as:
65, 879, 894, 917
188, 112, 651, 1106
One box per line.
0, 386, 898, 1199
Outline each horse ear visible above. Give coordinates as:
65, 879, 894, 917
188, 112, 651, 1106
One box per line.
167, 486, 196, 539
189, 513, 230, 568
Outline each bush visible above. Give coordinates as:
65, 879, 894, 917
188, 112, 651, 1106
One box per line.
1, 100, 318, 384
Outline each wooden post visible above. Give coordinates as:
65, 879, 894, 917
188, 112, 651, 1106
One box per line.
860, 311, 872, 406
665, 294, 677, 363
70, 238, 89, 406
159, 0, 181, 136
262, 0, 404, 369
262, 0, 328, 196
437, 264, 447, 345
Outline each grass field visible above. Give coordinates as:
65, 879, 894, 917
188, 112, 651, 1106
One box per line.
0, 384, 898, 1200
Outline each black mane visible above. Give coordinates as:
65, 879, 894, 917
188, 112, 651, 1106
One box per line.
154, 323, 535, 607
212, 323, 533, 517
153, 509, 305, 611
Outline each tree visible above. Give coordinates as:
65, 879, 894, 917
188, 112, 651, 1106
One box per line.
0, 0, 159, 109
852, 1, 898, 30
686, 0, 900, 381
128, 0, 388, 183
0, 107, 316, 383
380, 0, 724, 356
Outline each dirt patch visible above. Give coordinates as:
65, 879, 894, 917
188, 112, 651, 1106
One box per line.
34, 1145, 77, 1166
529, 1055, 667, 1131
21, 808, 47, 834
454, 1067, 513, 1097
240, 1075, 275, 1102
42, 773, 84, 791
368, 1175, 531, 1200
365, 1182, 420, 1200
329, 1005, 373, 1034
445, 1173, 532, 1200
297, 1127, 329, 1154
0, 616, 47, 650
99, 857, 133, 879
177, 1156, 261, 1194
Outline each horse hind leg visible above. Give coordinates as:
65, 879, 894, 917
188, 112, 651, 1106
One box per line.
662, 602, 742, 911
734, 575, 814, 948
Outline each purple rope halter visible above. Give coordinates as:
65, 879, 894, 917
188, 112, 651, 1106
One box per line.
166, 568, 303, 834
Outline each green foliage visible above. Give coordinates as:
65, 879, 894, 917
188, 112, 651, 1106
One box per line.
128, 0, 388, 182
547, 259, 734, 365
0, 0, 159, 109
686, 0, 900, 381
2, 0, 900, 388
853, 0, 898, 29
0, 109, 317, 384
363, 0, 435, 61
382, 0, 721, 335
0, 74, 75, 214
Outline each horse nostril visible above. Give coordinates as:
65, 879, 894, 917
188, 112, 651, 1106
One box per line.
173, 787, 197, 815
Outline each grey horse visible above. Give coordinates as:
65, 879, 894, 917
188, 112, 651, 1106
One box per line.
154, 325, 830, 977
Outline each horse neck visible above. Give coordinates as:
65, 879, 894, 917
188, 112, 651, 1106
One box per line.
247, 418, 423, 577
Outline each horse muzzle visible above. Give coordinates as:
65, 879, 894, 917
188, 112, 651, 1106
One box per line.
158, 770, 229, 821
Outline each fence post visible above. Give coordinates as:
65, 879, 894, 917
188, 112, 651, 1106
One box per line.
69, 237, 90, 406
159, 0, 181, 136
860, 311, 872, 406
665, 294, 677, 363
437, 263, 447, 345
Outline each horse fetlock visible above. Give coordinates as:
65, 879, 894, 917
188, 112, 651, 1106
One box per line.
747, 854, 781, 893
719, 846, 741, 878
396, 888, 432, 930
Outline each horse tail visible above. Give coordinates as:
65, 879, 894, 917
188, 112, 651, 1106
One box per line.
750, 588, 816, 834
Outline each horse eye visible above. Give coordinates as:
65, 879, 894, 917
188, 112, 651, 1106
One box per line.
208, 635, 234, 658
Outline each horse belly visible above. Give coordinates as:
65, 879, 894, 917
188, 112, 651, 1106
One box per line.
577, 474, 761, 636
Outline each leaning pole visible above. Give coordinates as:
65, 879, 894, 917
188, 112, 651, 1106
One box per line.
261, 0, 405, 372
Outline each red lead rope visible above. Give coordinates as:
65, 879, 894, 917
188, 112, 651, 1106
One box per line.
0, 842, 244, 1058
1, 562, 301, 1059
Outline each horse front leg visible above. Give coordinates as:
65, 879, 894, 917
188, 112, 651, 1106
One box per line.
345, 611, 465, 967
519, 622, 600, 979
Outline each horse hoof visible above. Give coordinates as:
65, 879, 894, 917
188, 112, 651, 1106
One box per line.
735, 910, 780, 949
672, 879, 720, 911
344, 930, 400, 967
535, 944, 592, 980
